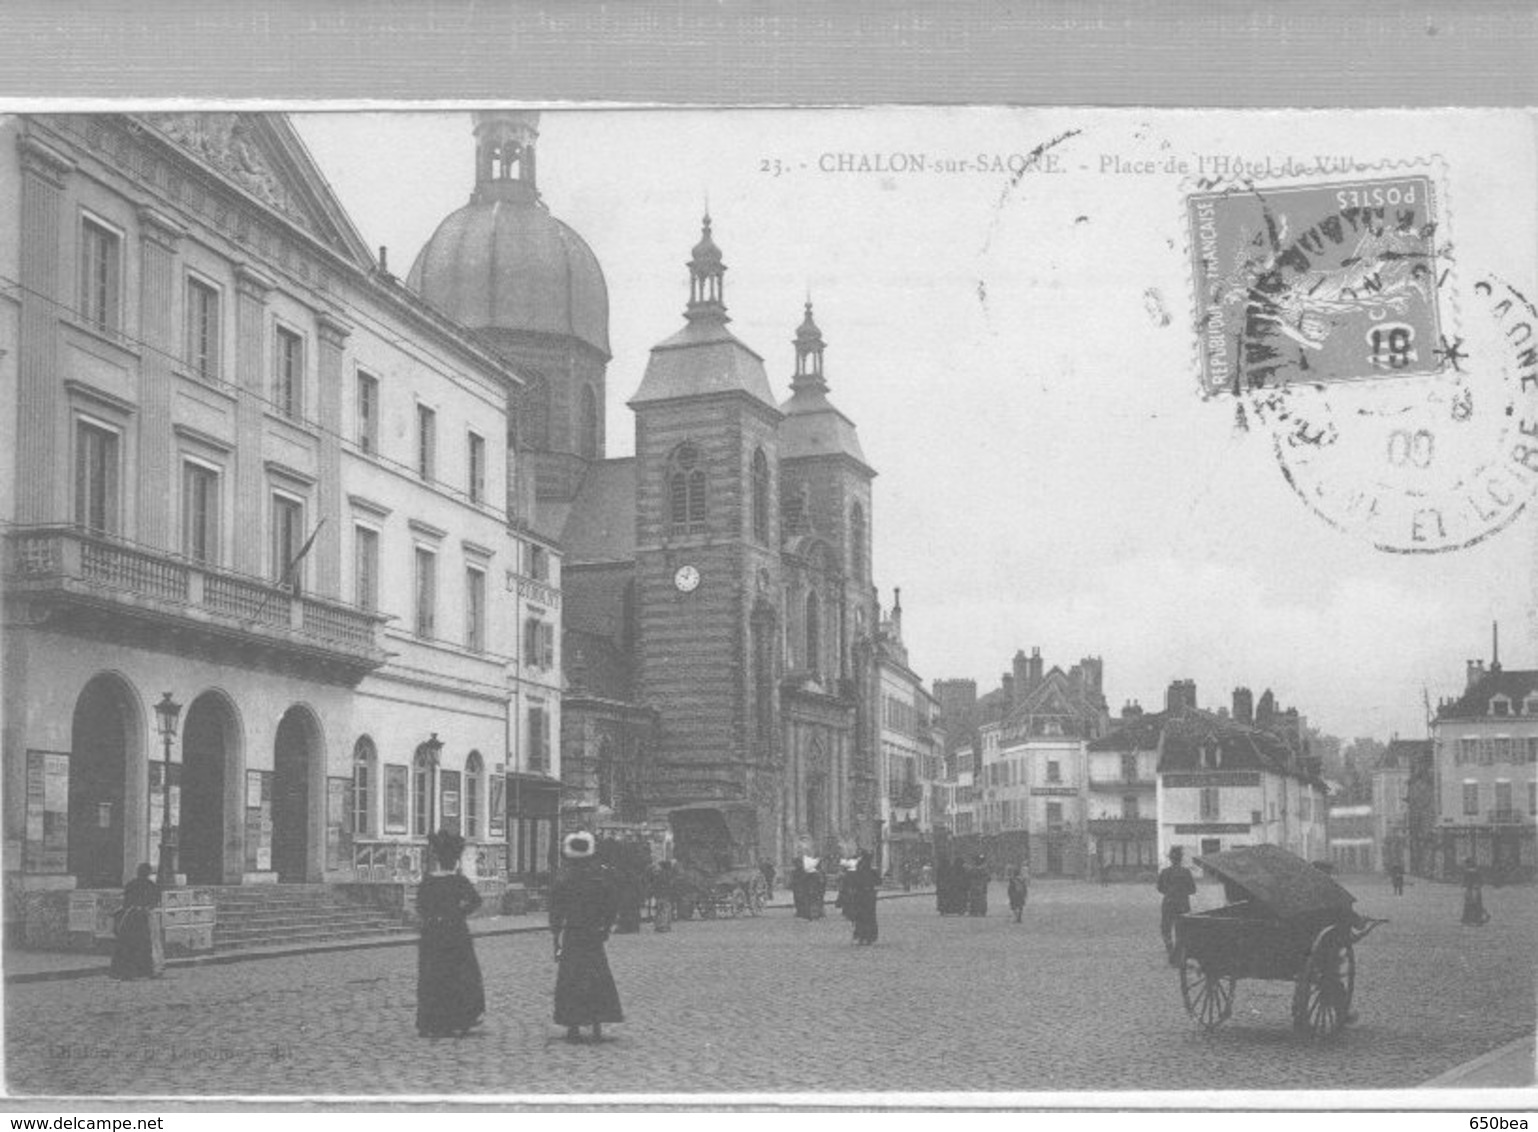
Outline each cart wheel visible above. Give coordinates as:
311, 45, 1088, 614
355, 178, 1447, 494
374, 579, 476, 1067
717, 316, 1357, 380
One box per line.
731, 888, 749, 918
747, 876, 767, 916
1292, 925, 1356, 1039
1179, 951, 1236, 1030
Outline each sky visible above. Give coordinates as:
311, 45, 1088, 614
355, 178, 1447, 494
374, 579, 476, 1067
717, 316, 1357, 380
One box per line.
294, 108, 1535, 742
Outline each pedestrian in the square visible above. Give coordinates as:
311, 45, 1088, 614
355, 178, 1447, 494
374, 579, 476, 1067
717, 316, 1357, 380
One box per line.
1156, 845, 1197, 965
759, 859, 776, 900
650, 859, 675, 933
1007, 864, 1029, 923
1460, 858, 1490, 926
791, 856, 810, 918
415, 829, 486, 1038
847, 849, 879, 945
1388, 861, 1405, 896
966, 854, 989, 916
110, 863, 163, 981
808, 858, 828, 918
550, 831, 624, 1043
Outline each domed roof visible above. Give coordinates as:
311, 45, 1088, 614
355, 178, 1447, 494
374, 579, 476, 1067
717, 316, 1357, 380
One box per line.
408, 194, 610, 358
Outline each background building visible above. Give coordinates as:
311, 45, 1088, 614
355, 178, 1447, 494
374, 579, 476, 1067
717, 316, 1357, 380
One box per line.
1085, 701, 1160, 880
876, 588, 943, 879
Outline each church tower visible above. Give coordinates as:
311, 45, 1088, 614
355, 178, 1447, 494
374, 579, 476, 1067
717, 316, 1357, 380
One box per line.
777, 301, 880, 852
628, 217, 786, 848
407, 111, 610, 526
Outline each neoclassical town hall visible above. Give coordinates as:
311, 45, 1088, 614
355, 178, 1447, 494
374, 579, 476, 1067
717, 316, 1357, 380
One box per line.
2, 110, 881, 945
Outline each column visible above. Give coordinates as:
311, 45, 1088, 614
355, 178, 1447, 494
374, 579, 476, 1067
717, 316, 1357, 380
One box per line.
13, 134, 75, 523
135, 207, 185, 550
314, 310, 350, 598
232, 264, 274, 577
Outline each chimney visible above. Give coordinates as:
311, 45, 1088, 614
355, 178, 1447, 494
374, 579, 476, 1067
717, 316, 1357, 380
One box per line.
1029, 646, 1044, 689
1232, 686, 1254, 725
1001, 674, 1015, 703
378, 245, 391, 276
1491, 620, 1501, 673
1012, 649, 1030, 702
1080, 656, 1104, 697
1165, 679, 1196, 713
891, 587, 903, 642
1466, 659, 1486, 689
1122, 700, 1143, 720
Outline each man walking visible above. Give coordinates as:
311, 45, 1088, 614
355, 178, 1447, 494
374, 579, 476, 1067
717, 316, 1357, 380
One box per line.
1007, 865, 1029, 923
1156, 845, 1197, 965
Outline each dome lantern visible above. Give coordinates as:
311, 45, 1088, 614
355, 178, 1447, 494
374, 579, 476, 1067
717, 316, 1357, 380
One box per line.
685, 213, 729, 324
472, 110, 540, 203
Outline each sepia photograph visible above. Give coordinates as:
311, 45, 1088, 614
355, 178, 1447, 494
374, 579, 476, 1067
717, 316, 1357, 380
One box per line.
1, 103, 1533, 1104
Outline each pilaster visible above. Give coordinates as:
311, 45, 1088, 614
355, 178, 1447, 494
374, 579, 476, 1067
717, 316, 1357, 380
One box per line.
232, 264, 274, 576
14, 135, 74, 524
314, 310, 351, 598
134, 206, 185, 549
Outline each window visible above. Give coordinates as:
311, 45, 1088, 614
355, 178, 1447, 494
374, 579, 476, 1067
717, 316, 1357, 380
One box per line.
667, 442, 706, 535
79, 217, 121, 332
412, 746, 435, 837
596, 741, 616, 809
1462, 781, 1480, 816
1494, 737, 1515, 763
752, 448, 770, 543
271, 493, 305, 592
753, 615, 774, 742
350, 737, 376, 836
185, 276, 221, 380
1046, 760, 1061, 784
1491, 696, 1512, 717
1528, 738, 1538, 764
579, 385, 600, 460
74, 420, 119, 534
850, 502, 866, 582
354, 526, 379, 612
528, 705, 550, 773
468, 431, 486, 504
804, 593, 821, 674
356, 371, 379, 453
274, 326, 304, 419
464, 751, 484, 839
1046, 801, 1063, 828
1121, 753, 1138, 782
417, 405, 437, 481
1530, 780, 1536, 815
181, 461, 220, 564
1122, 796, 1139, 820
524, 617, 555, 668
1458, 738, 1477, 766
465, 567, 486, 652
1495, 780, 1513, 816
525, 542, 549, 581
1199, 787, 1220, 820
414, 547, 437, 638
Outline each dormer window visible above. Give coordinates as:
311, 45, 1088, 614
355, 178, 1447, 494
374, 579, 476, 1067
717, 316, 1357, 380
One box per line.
1524, 693, 1538, 716
1491, 695, 1513, 717
1200, 742, 1221, 770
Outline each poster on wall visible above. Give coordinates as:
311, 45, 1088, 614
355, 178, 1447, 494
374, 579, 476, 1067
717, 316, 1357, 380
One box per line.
23, 751, 70, 874
326, 778, 346, 870
244, 770, 272, 873
384, 765, 408, 833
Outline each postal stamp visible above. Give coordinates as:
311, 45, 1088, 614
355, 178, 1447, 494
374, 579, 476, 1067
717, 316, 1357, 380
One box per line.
1189, 173, 1444, 395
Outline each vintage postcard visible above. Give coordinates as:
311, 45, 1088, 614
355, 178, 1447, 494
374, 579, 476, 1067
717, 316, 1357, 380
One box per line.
1, 105, 1534, 1109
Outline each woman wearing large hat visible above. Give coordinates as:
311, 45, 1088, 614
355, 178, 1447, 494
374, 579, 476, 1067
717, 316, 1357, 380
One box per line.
550, 831, 625, 1043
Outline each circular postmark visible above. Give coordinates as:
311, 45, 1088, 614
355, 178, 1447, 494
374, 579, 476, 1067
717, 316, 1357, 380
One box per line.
1257, 275, 1538, 553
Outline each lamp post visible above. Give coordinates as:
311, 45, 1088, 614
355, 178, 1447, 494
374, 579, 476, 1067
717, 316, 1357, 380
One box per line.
153, 692, 182, 888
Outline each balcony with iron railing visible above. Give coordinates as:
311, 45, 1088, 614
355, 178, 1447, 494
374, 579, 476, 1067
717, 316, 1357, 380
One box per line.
6, 525, 390, 682
1488, 809, 1534, 826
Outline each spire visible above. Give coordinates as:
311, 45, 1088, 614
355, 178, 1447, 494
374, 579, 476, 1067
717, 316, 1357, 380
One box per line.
685, 213, 728, 323
471, 111, 539, 203
791, 299, 827, 393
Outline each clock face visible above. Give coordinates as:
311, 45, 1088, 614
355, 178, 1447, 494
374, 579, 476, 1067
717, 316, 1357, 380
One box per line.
673, 565, 700, 593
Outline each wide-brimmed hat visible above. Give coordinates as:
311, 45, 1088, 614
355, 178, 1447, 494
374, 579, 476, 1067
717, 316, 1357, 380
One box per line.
562, 831, 596, 860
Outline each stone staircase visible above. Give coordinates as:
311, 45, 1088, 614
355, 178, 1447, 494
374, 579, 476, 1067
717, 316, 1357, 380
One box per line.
209, 885, 415, 952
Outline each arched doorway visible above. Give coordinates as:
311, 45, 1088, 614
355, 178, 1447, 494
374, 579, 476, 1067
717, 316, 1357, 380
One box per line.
180, 691, 239, 885
273, 706, 322, 883
68, 674, 141, 888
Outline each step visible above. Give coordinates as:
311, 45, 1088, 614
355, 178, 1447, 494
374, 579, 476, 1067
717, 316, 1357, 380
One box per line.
213, 910, 398, 931
212, 924, 416, 950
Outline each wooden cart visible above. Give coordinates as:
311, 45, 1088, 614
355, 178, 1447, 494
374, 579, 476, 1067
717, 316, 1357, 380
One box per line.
1175, 844, 1385, 1039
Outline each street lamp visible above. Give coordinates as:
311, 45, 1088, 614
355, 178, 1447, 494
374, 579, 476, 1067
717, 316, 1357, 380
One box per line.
422, 732, 444, 836
153, 692, 182, 888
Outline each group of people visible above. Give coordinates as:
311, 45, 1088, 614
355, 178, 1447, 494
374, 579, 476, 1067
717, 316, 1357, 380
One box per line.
414, 828, 623, 1043
935, 854, 993, 916
832, 850, 880, 944
789, 855, 829, 919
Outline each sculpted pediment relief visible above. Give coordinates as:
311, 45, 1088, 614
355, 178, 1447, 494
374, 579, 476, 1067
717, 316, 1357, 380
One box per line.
141, 113, 310, 231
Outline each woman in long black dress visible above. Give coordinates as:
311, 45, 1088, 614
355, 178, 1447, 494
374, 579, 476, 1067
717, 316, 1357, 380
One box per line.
111, 863, 162, 980
848, 850, 879, 945
415, 829, 485, 1038
550, 831, 624, 1043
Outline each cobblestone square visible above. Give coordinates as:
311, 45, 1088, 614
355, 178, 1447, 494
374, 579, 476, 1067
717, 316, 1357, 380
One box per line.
6, 876, 1534, 1097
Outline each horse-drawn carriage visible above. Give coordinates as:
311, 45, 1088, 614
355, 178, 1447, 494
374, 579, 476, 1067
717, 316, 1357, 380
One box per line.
665, 804, 768, 920
1175, 844, 1386, 1039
